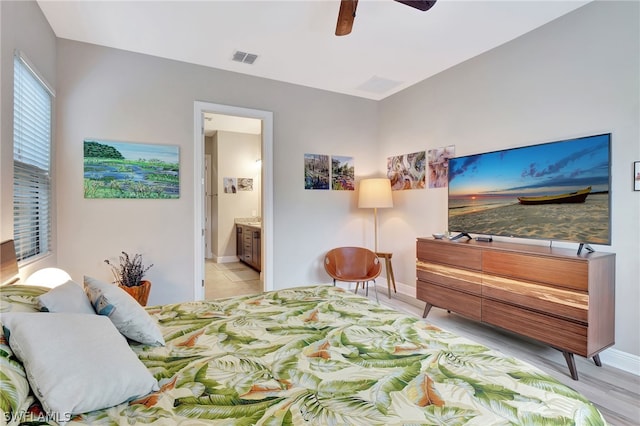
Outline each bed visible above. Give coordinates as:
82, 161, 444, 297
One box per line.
1, 281, 606, 425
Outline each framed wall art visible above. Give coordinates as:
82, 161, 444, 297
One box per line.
304, 154, 330, 190
387, 151, 426, 190
84, 139, 179, 199
331, 156, 354, 190
428, 145, 455, 188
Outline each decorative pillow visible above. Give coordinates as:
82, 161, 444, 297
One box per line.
1, 313, 159, 425
83, 276, 165, 346
37, 280, 96, 314
0, 285, 49, 314
0, 324, 32, 426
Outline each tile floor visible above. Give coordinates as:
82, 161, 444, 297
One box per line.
204, 259, 262, 299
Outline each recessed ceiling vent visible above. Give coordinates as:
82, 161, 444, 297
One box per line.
232, 50, 258, 65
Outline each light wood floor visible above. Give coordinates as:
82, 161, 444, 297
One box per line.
206, 268, 639, 426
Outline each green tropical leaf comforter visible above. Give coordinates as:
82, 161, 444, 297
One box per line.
3, 285, 605, 425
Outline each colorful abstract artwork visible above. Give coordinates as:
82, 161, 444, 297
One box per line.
428, 145, 455, 188
387, 151, 426, 190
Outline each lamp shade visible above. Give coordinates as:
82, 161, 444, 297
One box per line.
25, 268, 72, 288
358, 178, 393, 209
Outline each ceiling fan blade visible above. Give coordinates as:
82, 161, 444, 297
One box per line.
335, 0, 358, 36
394, 0, 437, 12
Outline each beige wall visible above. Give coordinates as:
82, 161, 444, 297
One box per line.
52, 38, 378, 305
378, 1, 640, 362
215, 130, 261, 260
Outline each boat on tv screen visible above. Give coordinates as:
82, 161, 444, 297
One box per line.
447, 133, 611, 245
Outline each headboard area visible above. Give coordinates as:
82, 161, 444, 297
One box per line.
1, 239, 19, 285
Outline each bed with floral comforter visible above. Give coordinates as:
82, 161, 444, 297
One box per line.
1, 284, 605, 425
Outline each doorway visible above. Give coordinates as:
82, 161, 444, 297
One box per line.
193, 101, 273, 301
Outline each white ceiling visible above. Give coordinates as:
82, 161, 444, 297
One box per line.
37, 0, 591, 101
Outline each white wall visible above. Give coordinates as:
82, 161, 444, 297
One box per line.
378, 1, 640, 360
216, 130, 261, 259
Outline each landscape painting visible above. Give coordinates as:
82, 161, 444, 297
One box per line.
84, 139, 179, 199
331, 156, 354, 190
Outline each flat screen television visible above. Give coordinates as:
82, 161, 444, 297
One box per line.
448, 133, 611, 246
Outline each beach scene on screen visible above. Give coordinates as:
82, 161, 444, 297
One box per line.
448, 134, 610, 244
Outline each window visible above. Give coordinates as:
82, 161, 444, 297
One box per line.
13, 52, 54, 262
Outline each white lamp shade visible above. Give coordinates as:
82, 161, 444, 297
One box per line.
25, 268, 72, 288
358, 178, 393, 209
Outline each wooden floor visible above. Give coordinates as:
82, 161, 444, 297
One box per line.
207, 273, 640, 425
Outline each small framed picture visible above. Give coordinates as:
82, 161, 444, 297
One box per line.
635, 161, 640, 191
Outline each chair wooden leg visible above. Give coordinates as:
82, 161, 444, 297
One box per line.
354, 282, 360, 294
388, 258, 397, 295
372, 280, 379, 303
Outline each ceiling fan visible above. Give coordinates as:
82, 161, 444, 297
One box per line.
336, 0, 437, 36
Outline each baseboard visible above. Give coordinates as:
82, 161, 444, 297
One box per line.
599, 347, 640, 376
375, 279, 640, 377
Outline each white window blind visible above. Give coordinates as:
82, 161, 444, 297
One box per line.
13, 52, 53, 262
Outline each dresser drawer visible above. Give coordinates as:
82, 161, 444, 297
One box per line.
482, 299, 587, 356
417, 261, 482, 295
417, 239, 482, 270
417, 280, 481, 321
483, 251, 588, 291
482, 275, 588, 323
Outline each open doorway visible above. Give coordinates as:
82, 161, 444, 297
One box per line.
204, 113, 262, 298
193, 101, 273, 301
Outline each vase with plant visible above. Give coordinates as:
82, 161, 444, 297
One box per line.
104, 251, 154, 306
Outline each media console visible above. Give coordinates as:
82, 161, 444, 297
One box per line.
416, 237, 615, 380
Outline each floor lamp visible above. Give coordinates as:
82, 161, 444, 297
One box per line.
358, 178, 393, 253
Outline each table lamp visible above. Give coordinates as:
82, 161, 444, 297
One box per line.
25, 267, 72, 288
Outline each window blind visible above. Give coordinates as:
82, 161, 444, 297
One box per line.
13, 52, 53, 262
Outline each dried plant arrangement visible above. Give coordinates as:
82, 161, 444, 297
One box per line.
104, 251, 153, 287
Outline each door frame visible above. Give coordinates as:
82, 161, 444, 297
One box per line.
193, 101, 274, 300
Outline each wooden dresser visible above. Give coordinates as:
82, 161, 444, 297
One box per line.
416, 237, 615, 380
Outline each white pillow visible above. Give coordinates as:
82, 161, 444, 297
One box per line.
1, 313, 159, 425
83, 276, 165, 346
37, 280, 96, 314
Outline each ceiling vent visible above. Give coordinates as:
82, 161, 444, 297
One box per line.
357, 76, 403, 95
232, 50, 258, 65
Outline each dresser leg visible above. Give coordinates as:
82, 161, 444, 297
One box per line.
562, 351, 579, 380
422, 303, 433, 318
593, 354, 602, 367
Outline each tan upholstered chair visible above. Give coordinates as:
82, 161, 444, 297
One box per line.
324, 247, 382, 301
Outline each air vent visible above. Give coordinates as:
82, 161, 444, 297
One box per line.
232, 50, 258, 65
357, 76, 403, 95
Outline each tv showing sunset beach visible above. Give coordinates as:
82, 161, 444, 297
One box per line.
448, 133, 611, 245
